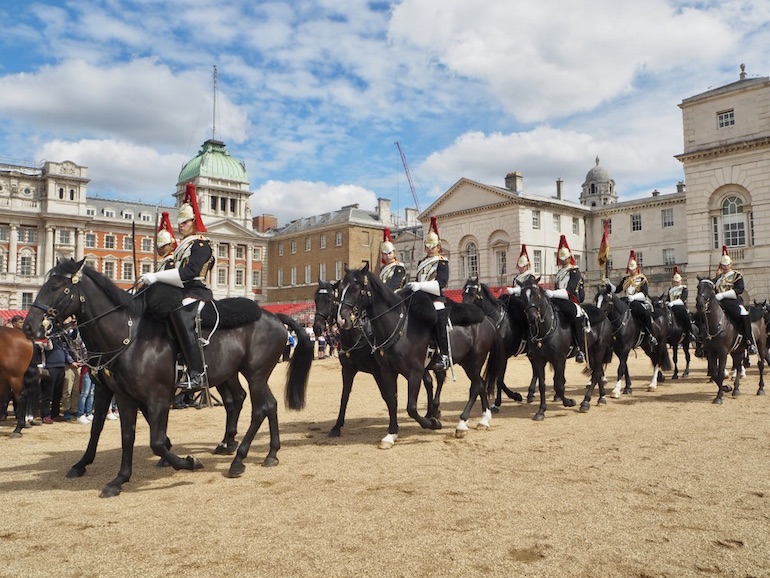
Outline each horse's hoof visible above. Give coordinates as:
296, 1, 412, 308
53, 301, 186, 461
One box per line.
611, 391, 620, 399
157, 457, 170, 467
671, 375, 679, 380
757, 389, 766, 396
624, 388, 633, 395
563, 398, 576, 408
66, 466, 86, 478
598, 396, 607, 405
511, 393, 523, 402
9, 431, 22, 439
227, 463, 245, 478
732, 390, 741, 398
430, 418, 442, 430
454, 428, 468, 438
99, 486, 121, 498
262, 456, 279, 468
213, 443, 237, 455
186, 456, 204, 470
526, 395, 535, 404
682, 372, 689, 378
533, 413, 545, 422
579, 401, 590, 413
490, 405, 500, 414
328, 429, 342, 438
712, 397, 723, 405
378, 433, 398, 449
647, 386, 657, 392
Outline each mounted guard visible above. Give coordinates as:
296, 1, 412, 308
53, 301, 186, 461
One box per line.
606, 250, 658, 347
506, 244, 537, 297
666, 266, 695, 340
547, 235, 587, 363
378, 228, 406, 291
155, 211, 177, 271
713, 245, 757, 355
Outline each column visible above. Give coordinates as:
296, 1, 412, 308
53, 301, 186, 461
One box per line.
9, 223, 17, 274
76, 228, 85, 261
44, 226, 54, 272
246, 243, 253, 294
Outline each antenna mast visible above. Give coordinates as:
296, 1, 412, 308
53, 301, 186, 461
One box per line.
395, 142, 421, 214
212, 64, 218, 141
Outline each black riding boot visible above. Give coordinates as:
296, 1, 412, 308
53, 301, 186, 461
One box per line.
429, 308, 450, 370
644, 313, 658, 347
742, 315, 758, 355
572, 320, 585, 363
169, 304, 207, 390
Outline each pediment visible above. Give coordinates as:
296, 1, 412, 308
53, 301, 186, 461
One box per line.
205, 219, 261, 239
421, 178, 514, 218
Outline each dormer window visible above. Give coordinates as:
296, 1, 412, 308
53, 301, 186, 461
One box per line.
717, 109, 735, 128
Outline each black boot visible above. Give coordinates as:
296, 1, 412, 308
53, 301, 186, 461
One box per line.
169, 304, 207, 390
572, 321, 585, 363
428, 309, 450, 370
644, 313, 658, 346
742, 315, 757, 355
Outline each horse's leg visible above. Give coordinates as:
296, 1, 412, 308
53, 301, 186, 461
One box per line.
580, 348, 604, 412
526, 361, 538, 404
214, 380, 245, 454
329, 365, 356, 437
431, 371, 445, 422
713, 353, 728, 404
375, 369, 402, 449
682, 342, 691, 378
10, 380, 27, 437
612, 352, 629, 398
671, 345, 679, 380
757, 338, 767, 396
100, 396, 142, 497
533, 361, 547, 421
456, 363, 492, 436
647, 365, 661, 391
423, 370, 437, 419
492, 359, 521, 412
228, 370, 280, 477
553, 359, 575, 408
405, 370, 441, 431
66, 382, 111, 478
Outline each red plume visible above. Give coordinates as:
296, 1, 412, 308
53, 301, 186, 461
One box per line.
182, 183, 207, 232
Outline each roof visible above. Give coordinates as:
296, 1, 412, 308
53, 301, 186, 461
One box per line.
274, 204, 385, 236
178, 139, 249, 184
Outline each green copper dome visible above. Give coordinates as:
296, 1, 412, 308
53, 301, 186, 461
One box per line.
178, 139, 249, 184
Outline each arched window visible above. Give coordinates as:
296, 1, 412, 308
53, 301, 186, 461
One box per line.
463, 241, 479, 278
721, 196, 746, 247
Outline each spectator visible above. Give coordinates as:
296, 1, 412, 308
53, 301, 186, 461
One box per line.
60, 319, 83, 422
40, 336, 65, 424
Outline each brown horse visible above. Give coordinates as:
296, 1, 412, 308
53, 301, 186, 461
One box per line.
0, 327, 34, 438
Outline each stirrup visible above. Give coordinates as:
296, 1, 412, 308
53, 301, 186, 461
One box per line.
649, 336, 658, 347
428, 354, 450, 370
177, 371, 207, 391
747, 343, 758, 355
575, 349, 585, 363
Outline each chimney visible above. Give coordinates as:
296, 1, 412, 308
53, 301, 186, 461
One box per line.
651, 189, 660, 197
676, 181, 686, 194
505, 171, 523, 193
404, 207, 418, 227
253, 214, 278, 232
556, 178, 563, 200
377, 197, 391, 226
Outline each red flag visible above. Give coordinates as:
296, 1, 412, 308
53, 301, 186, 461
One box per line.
598, 220, 610, 271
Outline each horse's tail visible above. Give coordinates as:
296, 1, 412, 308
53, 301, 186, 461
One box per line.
657, 341, 672, 372
484, 333, 505, 397
277, 314, 312, 410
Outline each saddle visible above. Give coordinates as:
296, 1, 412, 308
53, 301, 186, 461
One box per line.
144, 283, 262, 329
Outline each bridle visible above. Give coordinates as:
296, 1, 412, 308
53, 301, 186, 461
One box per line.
523, 286, 557, 344
697, 278, 727, 340
464, 281, 507, 330
596, 287, 632, 336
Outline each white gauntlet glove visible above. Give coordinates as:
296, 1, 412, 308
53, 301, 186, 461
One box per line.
139, 272, 158, 285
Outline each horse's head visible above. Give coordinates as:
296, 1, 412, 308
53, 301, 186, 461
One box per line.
313, 279, 340, 337
337, 263, 373, 331
695, 276, 716, 314
519, 278, 549, 324
24, 258, 87, 340
462, 276, 483, 305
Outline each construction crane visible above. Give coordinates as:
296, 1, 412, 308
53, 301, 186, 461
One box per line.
395, 142, 421, 214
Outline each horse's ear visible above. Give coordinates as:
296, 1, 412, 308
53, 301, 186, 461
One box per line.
362, 262, 370, 274
696, 274, 703, 281
535, 276, 541, 284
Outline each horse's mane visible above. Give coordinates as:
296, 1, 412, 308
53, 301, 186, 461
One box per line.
479, 282, 499, 303
54, 260, 134, 309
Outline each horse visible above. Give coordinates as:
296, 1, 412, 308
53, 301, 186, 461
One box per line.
313, 279, 440, 445
22, 258, 313, 497
652, 295, 693, 379
695, 278, 766, 403
336, 263, 503, 442
519, 278, 614, 420
0, 327, 35, 438
461, 277, 528, 410
595, 284, 672, 396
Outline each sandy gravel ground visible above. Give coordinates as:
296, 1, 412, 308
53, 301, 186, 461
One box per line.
1, 351, 769, 578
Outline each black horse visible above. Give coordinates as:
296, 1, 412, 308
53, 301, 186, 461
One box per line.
313, 280, 440, 447
23, 259, 312, 497
519, 278, 614, 419
336, 263, 502, 441
595, 284, 671, 397
695, 278, 766, 403
461, 277, 527, 410
652, 296, 693, 379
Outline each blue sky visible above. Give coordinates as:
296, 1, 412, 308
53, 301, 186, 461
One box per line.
1, 0, 769, 227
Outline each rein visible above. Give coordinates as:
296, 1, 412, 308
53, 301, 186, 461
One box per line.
698, 280, 726, 341
525, 288, 557, 344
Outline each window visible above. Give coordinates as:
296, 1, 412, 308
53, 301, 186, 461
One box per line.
635, 252, 643, 268
277, 269, 284, 287
230, 199, 236, 214
662, 209, 674, 228
663, 248, 676, 265
335, 232, 343, 247
86, 207, 96, 216
103, 261, 116, 279
320, 235, 327, 249
58, 187, 64, 199
123, 237, 133, 251
291, 240, 297, 254
141, 238, 152, 252
574, 254, 581, 267
17, 227, 37, 243
572, 217, 580, 235
85, 233, 96, 248
219, 244, 229, 259
141, 263, 152, 275
717, 109, 735, 128
220, 198, 226, 211
104, 209, 115, 218
21, 293, 33, 309
278, 243, 283, 257
122, 262, 134, 281
210, 196, 218, 211
606, 255, 613, 271
217, 268, 227, 285
602, 218, 612, 234
462, 242, 479, 278
253, 247, 262, 261
533, 250, 542, 274
304, 265, 311, 284
335, 261, 342, 280
0, 226, 8, 241
104, 235, 116, 249
722, 196, 746, 247
69, 189, 75, 201
496, 250, 507, 281
140, 213, 152, 222
305, 237, 311, 252
532, 210, 541, 229
236, 246, 244, 259
0, 251, 4, 273
58, 230, 71, 244
631, 214, 642, 232
123, 211, 133, 220
86, 259, 97, 270
19, 254, 33, 276
712, 216, 719, 250
552, 214, 560, 232
290, 267, 297, 286
252, 270, 261, 288
319, 263, 327, 281
235, 269, 244, 287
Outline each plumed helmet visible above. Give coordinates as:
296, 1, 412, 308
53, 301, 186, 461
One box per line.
672, 266, 682, 283
556, 235, 574, 265
380, 228, 395, 254
178, 183, 206, 232
157, 211, 176, 249
626, 250, 638, 273
424, 216, 440, 249
720, 245, 731, 266
157, 229, 174, 248
517, 244, 530, 269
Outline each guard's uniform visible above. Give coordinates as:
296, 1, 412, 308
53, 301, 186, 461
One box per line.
174, 234, 215, 301
380, 259, 407, 291
612, 270, 657, 345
